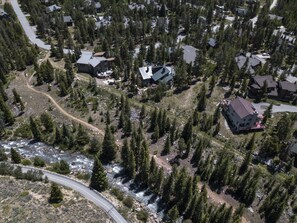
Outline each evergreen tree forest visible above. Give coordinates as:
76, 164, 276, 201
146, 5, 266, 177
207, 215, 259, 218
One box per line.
0, 3, 38, 131
1, 0, 297, 223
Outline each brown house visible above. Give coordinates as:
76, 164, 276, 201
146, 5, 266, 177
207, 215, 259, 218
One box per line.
249, 75, 278, 98
278, 81, 297, 101
221, 97, 265, 133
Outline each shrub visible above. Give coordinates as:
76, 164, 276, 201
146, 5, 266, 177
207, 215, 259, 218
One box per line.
33, 156, 45, 167
111, 188, 124, 201
0, 148, 8, 161
137, 210, 149, 222
21, 159, 32, 166
14, 123, 32, 138
123, 196, 134, 208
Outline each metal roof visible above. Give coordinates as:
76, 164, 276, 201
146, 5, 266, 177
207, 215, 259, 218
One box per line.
139, 66, 153, 80
77, 51, 93, 65
182, 45, 198, 64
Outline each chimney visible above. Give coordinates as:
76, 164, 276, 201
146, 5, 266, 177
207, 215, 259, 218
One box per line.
162, 67, 165, 73
146, 67, 149, 73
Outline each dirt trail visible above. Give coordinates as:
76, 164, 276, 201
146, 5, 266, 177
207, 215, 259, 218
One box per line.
23, 72, 248, 222
23, 74, 104, 136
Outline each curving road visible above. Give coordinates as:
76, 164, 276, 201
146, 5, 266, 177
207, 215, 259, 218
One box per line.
21, 166, 128, 223
10, 0, 72, 54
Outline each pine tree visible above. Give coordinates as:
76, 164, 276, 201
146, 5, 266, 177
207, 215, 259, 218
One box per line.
179, 177, 193, 213
29, 116, 42, 141
0, 148, 8, 161
175, 167, 187, 201
88, 137, 101, 155
140, 105, 146, 120
181, 117, 193, 144
76, 124, 90, 146
245, 133, 255, 150
0, 96, 14, 125
90, 157, 108, 192
10, 148, 22, 163
191, 144, 203, 166
239, 146, 254, 174
40, 112, 54, 132
0, 81, 8, 101
162, 135, 171, 155
127, 149, 136, 179
59, 160, 70, 175
49, 183, 63, 203
105, 110, 111, 125
101, 125, 117, 164
149, 157, 158, 187
54, 126, 62, 145
170, 119, 177, 145
123, 115, 132, 137
152, 125, 160, 142
262, 103, 273, 124
150, 108, 158, 132
209, 75, 216, 95
121, 138, 130, 168
197, 85, 207, 112
154, 168, 164, 194
213, 106, 221, 125
162, 173, 174, 203
167, 205, 179, 223
12, 88, 24, 110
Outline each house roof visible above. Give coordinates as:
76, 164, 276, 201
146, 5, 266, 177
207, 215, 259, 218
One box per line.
268, 14, 283, 20
208, 38, 217, 47
47, 4, 61, 12
182, 45, 198, 64
77, 51, 93, 65
77, 51, 110, 69
95, 2, 101, 9
279, 81, 297, 92
63, 16, 73, 23
89, 57, 106, 67
152, 66, 171, 82
252, 75, 277, 88
139, 66, 174, 83
230, 97, 256, 119
139, 66, 153, 80
235, 54, 262, 74
236, 7, 248, 15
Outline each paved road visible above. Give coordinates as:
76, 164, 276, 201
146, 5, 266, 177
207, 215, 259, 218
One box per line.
21, 166, 128, 223
253, 102, 297, 114
10, 0, 72, 54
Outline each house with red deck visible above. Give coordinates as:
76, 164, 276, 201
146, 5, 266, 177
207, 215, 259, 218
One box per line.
221, 97, 265, 132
